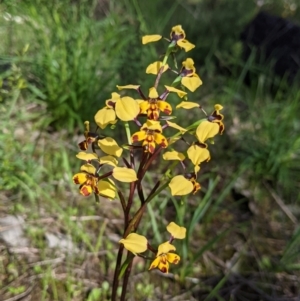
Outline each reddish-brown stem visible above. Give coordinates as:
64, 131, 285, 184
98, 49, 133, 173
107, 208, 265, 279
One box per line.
111, 244, 124, 301
97, 171, 113, 180
120, 255, 133, 301
137, 182, 145, 204
125, 181, 136, 227
137, 151, 150, 178
154, 66, 165, 89
145, 180, 160, 202
117, 189, 126, 214
140, 146, 163, 180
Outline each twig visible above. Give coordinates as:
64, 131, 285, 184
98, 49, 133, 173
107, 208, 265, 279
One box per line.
3, 284, 34, 301
264, 181, 297, 224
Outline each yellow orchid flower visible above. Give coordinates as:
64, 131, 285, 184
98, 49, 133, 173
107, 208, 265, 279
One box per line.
94, 93, 140, 129
72, 164, 98, 197
170, 25, 195, 52
94, 93, 120, 129
179, 58, 203, 92
78, 121, 101, 150
139, 87, 172, 120
149, 242, 180, 273
208, 104, 225, 134
131, 120, 168, 153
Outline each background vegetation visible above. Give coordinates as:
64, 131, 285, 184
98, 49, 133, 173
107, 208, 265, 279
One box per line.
0, 0, 300, 300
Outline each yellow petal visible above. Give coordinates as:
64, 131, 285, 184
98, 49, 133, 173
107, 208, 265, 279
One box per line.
80, 164, 96, 175
120, 233, 148, 254
113, 167, 138, 182
99, 155, 118, 167
149, 87, 159, 99
142, 34, 162, 44
116, 85, 140, 90
111, 92, 121, 100
157, 242, 176, 256
215, 104, 223, 111
157, 101, 172, 115
157, 259, 169, 273
182, 58, 195, 70
187, 145, 210, 166
196, 120, 219, 143
163, 151, 185, 161
164, 85, 187, 98
166, 222, 186, 239
142, 120, 162, 131
149, 256, 161, 270
167, 121, 187, 133
139, 101, 150, 114
154, 133, 168, 148
171, 25, 185, 38
73, 173, 87, 185
176, 101, 200, 109
98, 179, 116, 199
131, 130, 147, 143
181, 76, 202, 92
177, 39, 195, 52
76, 152, 98, 161
115, 97, 140, 121
98, 137, 123, 157
146, 61, 169, 75
166, 253, 180, 264
94, 107, 116, 129
169, 175, 193, 196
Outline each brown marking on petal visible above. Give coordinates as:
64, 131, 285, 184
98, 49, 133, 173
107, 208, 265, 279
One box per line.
132, 134, 139, 142
148, 143, 155, 154
171, 33, 184, 41
80, 185, 91, 197
180, 68, 193, 77
107, 100, 116, 107
78, 140, 88, 150
163, 108, 171, 115
73, 176, 81, 184
161, 139, 167, 148
173, 257, 179, 264
219, 122, 225, 134
160, 266, 167, 273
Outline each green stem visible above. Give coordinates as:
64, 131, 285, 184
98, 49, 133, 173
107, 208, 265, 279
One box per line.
154, 44, 175, 89
124, 122, 132, 145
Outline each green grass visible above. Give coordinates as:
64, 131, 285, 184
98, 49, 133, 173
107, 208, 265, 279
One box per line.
1, 0, 300, 300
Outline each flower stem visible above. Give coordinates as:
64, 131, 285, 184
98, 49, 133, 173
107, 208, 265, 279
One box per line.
120, 255, 133, 301
124, 122, 131, 145
111, 244, 124, 301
